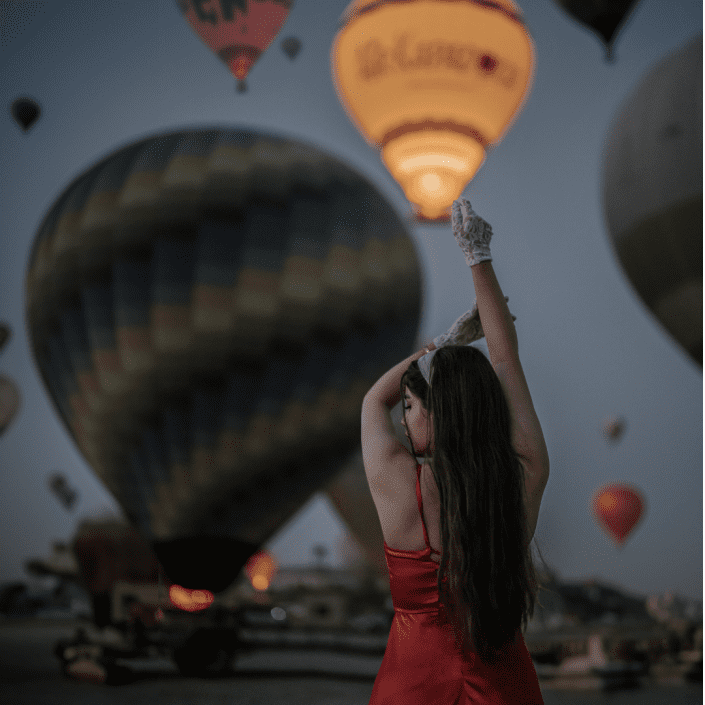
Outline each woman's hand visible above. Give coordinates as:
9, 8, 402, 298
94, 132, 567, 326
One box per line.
433, 299, 515, 349
451, 198, 493, 267
433, 305, 481, 348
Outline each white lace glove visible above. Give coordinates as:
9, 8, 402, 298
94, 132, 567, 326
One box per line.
419, 301, 515, 383
432, 299, 515, 349
451, 198, 493, 267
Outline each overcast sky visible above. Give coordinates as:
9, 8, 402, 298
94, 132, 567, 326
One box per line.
0, 0, 701, 601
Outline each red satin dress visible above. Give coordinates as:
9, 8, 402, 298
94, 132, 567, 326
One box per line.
369, 464, 544, 705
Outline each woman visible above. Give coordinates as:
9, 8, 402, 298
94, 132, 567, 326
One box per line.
361, 199, 549, 704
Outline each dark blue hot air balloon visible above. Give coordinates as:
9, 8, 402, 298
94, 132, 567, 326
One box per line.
26, 128, 423, 592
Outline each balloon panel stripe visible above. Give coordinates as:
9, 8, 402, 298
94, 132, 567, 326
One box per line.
194, 218, 248, 286
113, 258, 152, 327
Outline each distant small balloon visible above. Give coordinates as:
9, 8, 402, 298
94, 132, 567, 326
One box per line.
603, 416, 626, 443
281, 36, 301, 61
0, 375, 20, 435
592, 484, 645, 546
553, 0, 641, 61
11, 97, 41, 132
48, 473, 80, 511
0, 323, 10, 352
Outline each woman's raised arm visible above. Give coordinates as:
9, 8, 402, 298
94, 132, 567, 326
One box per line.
452, 200, 549, 484
469, 261, 518, 366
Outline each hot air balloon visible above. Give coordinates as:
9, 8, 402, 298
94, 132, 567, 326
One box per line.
26, 127, 423, 593
553, 0, 641, 61
331, 0, 535, 221
11, 97, 41, 132
602, 36, 702, 367
592, 484, 645, 546
48, 472, 80, 510
281, 36, 301, 61
0, 323, 10, 352
175, 0, 293, 93
244, 550, 277, 591
603, 416, 626, 444
0, 374, 20, 435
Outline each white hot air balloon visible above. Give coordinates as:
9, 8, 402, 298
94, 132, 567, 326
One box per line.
602, 35, 702, 367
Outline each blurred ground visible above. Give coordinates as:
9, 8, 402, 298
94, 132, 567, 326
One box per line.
0, 619, 701, 705
0, 618, 379, 705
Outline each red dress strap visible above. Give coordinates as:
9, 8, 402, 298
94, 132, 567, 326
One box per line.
415, 464, 441, 555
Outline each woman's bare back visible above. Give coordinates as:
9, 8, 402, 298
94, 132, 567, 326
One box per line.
419, 462, 442, 563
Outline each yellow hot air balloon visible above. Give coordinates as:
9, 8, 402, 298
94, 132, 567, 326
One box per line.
602, 36, 702, 367
331, 0, 535, 221
26, 127, 423, 592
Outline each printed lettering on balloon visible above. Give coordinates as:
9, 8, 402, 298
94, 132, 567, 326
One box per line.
356, 34, 517, 89
190, 0, 218, 24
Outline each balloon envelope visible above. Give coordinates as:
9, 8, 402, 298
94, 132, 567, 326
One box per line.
281, 36, 301, 60
0, 323, 10, 352
26, 127, 422, 592
592, 484, 645, 546
11, 97, 41, 132
175, 0, 292, 83
602, 36, 702, 366
48, 472, 80, 510
331, 0, 535, 221
553, 0, 641, 59
603, 416, 626, 443
0, 375, 20, 435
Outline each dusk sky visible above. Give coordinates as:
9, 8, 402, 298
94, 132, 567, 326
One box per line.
0, 0, 701, 602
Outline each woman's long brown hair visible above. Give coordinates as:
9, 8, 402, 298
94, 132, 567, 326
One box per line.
401, 345, 546, 665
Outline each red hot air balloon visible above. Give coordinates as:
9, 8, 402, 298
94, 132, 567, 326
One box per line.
175, 0, 293, 92
592, 484, 645, 546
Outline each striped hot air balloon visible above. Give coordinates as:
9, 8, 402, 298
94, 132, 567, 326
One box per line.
602, 35, 702, 367
26, 128, 423, 592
